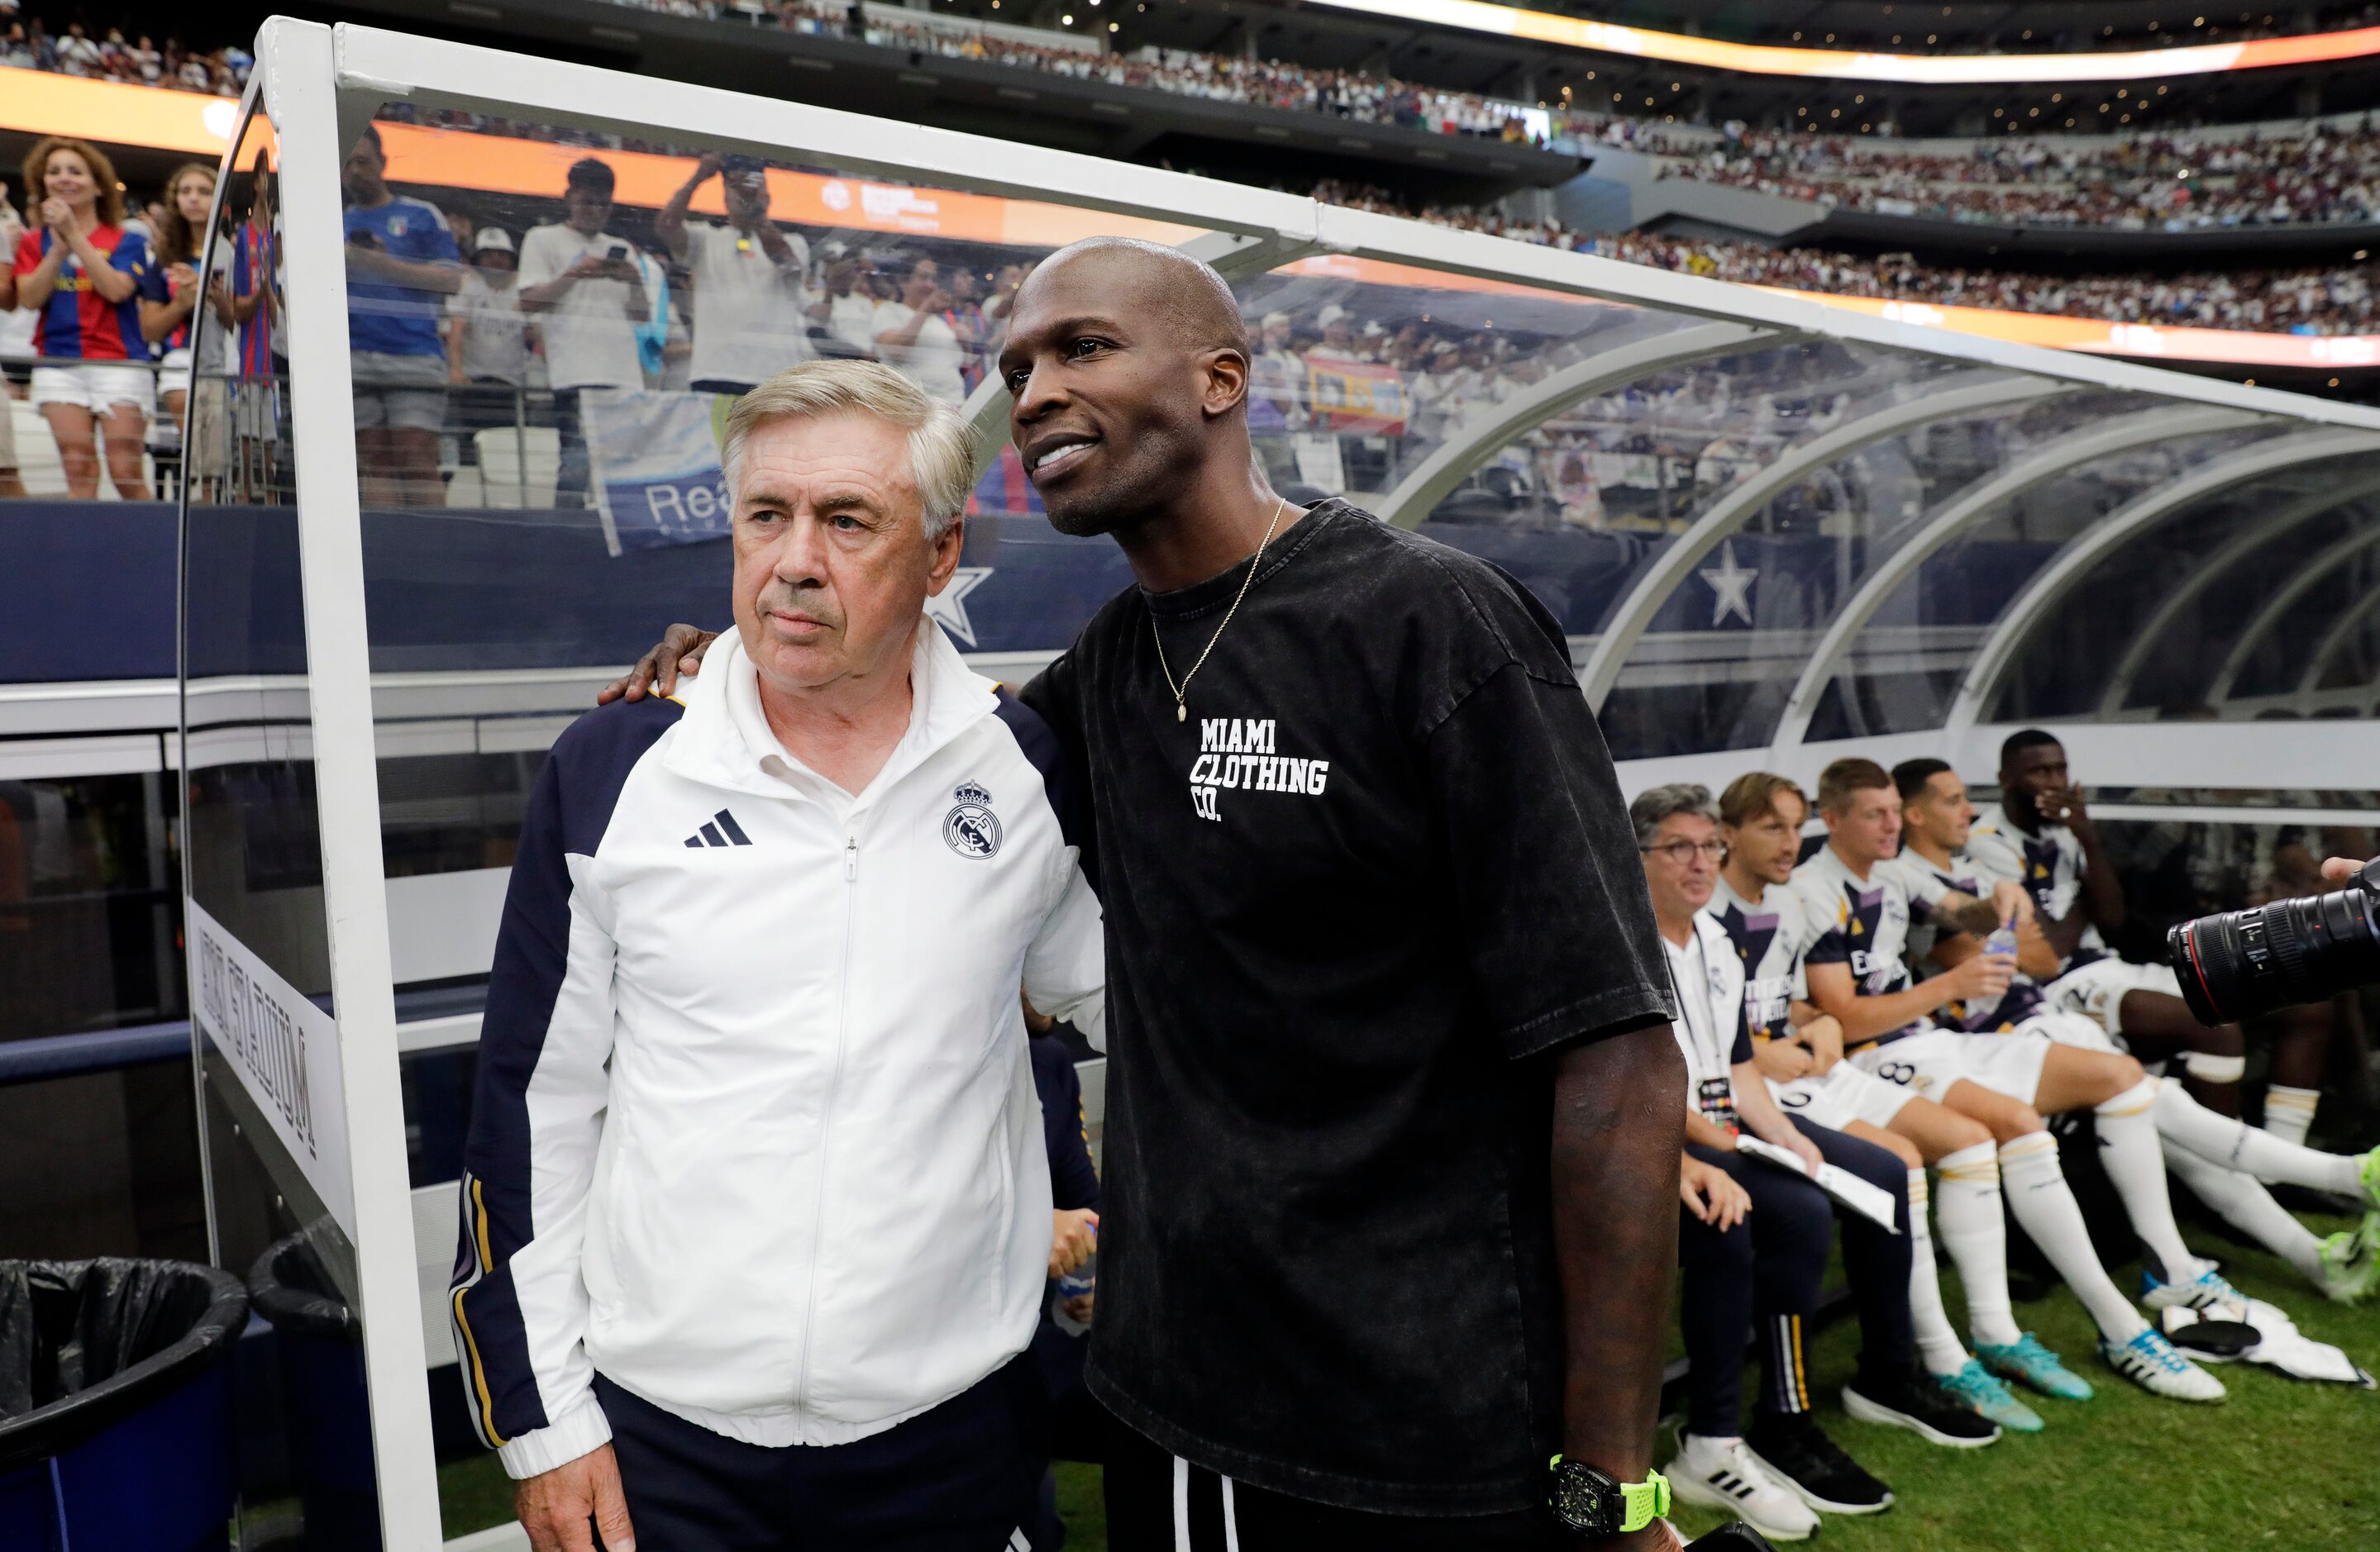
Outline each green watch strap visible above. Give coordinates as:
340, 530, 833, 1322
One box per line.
1548, 1458, 1671, 1535
1619, 1468, 1671, 1534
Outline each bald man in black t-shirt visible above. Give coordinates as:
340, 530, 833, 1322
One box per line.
606, 239, 1686, 1550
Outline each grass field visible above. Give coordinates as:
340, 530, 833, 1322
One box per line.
437, 1212, 2380, 1552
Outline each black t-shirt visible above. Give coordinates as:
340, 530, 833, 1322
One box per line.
1022, 500, 1672, 1514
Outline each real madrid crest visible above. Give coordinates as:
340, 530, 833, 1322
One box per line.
943, 780, 1001, 860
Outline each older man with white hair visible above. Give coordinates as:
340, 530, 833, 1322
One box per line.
451, 359, 1104, 1552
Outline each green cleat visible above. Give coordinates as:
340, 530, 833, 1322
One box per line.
1977, 1333, 2096, 1402
1937, 1359, 2044, 1433
2359, 1147, 2380, 1213
2316, 1226, 2380, 1305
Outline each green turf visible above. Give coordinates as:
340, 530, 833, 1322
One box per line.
434, 1217, 2380, 1551
1657, 1210, 2380, 1552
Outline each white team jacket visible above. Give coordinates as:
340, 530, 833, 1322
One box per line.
451, 619, 1106, 1478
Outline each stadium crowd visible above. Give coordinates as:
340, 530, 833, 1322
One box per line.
1312, 179, 2380, 336
779, 0, 1562, 144
1659, 121, 2380, 231
0, 14, 248, 93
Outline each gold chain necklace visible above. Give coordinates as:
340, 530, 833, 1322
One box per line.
1151, 497, 1287, 724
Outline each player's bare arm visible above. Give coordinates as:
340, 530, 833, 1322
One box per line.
1805, 956, 2008, 1045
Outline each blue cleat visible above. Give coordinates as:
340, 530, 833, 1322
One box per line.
1977, 1333, 2096, 1402
1936, 1359, 2044, 1433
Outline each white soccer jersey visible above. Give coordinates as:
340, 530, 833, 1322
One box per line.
1791, 843, 1926, 1050
1881, 848, 2046, 1031
1967, 803, 2109, 970
1708, 874, 1811, 1044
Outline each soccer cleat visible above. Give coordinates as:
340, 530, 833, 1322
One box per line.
1665, 1433, 1821, 1543
2142, 1266, 2249, 1316
2359, 1147, 2380, 1213
2316, 1226, 2380, 1305
1841, 1364, 2001, 1447
1747, 1410, 1895, 1516
2098, 1329, 2226, 1402
1934, 1359, 2045, 1434
1976, 1333, 2095, 1402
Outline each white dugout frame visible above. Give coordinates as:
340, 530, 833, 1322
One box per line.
203, 17, 2380, 1545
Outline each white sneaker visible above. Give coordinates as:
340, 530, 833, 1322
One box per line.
2143, 1265, 2249, 1317
2098, 1329, 2227, 1402
1664, 1432, 1822, 1542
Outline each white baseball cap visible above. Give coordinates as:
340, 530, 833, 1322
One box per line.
473, 227, 515, 255
1316, 303, 1349, 327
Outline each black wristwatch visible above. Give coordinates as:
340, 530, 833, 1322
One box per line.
1548, 1456, 1671, 1537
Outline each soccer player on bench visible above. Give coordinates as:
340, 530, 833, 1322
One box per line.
1794, 759, 2225, 1401
1711, 771, 2068, 1430
1895, 756, 2380, 1306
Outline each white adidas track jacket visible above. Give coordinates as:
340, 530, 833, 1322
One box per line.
450, 620, 1105, 1478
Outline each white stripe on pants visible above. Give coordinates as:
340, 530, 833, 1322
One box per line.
1172, 1455, 1243, 1552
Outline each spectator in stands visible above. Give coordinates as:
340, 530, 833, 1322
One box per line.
51, 21, 97, 75
9, 135, 167, 499
145, 161, 231, 468
343, 126, 464, 508
223, 150, 280, 498
870, 253, 967, 404
0, 181, 24, 499
1246, 310, 1304, 435
518, 157, 654, 506
980, 259, 1028, 355
941, 265, 990, 393
808, 239, 878, 359
657, 151, 812, 396
444, 228, 529, 479
1303, 302, 1368, 364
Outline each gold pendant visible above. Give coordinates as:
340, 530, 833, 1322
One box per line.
1176, 702, 1187, 722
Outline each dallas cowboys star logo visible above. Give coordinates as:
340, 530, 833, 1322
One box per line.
923, 567, 993, 647
1698, 540, 1757, 626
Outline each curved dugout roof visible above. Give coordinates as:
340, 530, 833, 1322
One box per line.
305, 25, 2380, 788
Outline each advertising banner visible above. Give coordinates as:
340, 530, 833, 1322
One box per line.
1307, 359, 1409, 435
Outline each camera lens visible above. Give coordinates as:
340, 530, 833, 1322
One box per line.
2168, 873, 2380, 1025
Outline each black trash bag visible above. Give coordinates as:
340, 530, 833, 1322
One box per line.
246, 1234, 357, 1340
0, 1258, 249, 1471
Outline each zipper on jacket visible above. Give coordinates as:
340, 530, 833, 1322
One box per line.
790, 821, 862, 1437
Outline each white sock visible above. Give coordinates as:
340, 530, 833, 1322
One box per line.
2263, 1083, 2321, 1149
1934, 1141, 2020, 1350
2154, 1079, 2362, 1194
2162, 1140, 2327, 1284
1998, 1132, 2149, 1343
2095, 1078, 2202, 1283
1905, 1168, 1969, 1375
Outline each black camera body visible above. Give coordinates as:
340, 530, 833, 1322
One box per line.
2168, 857, 2380, 1025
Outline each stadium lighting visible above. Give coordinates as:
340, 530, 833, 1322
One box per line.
1296, 0, 2380, 85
